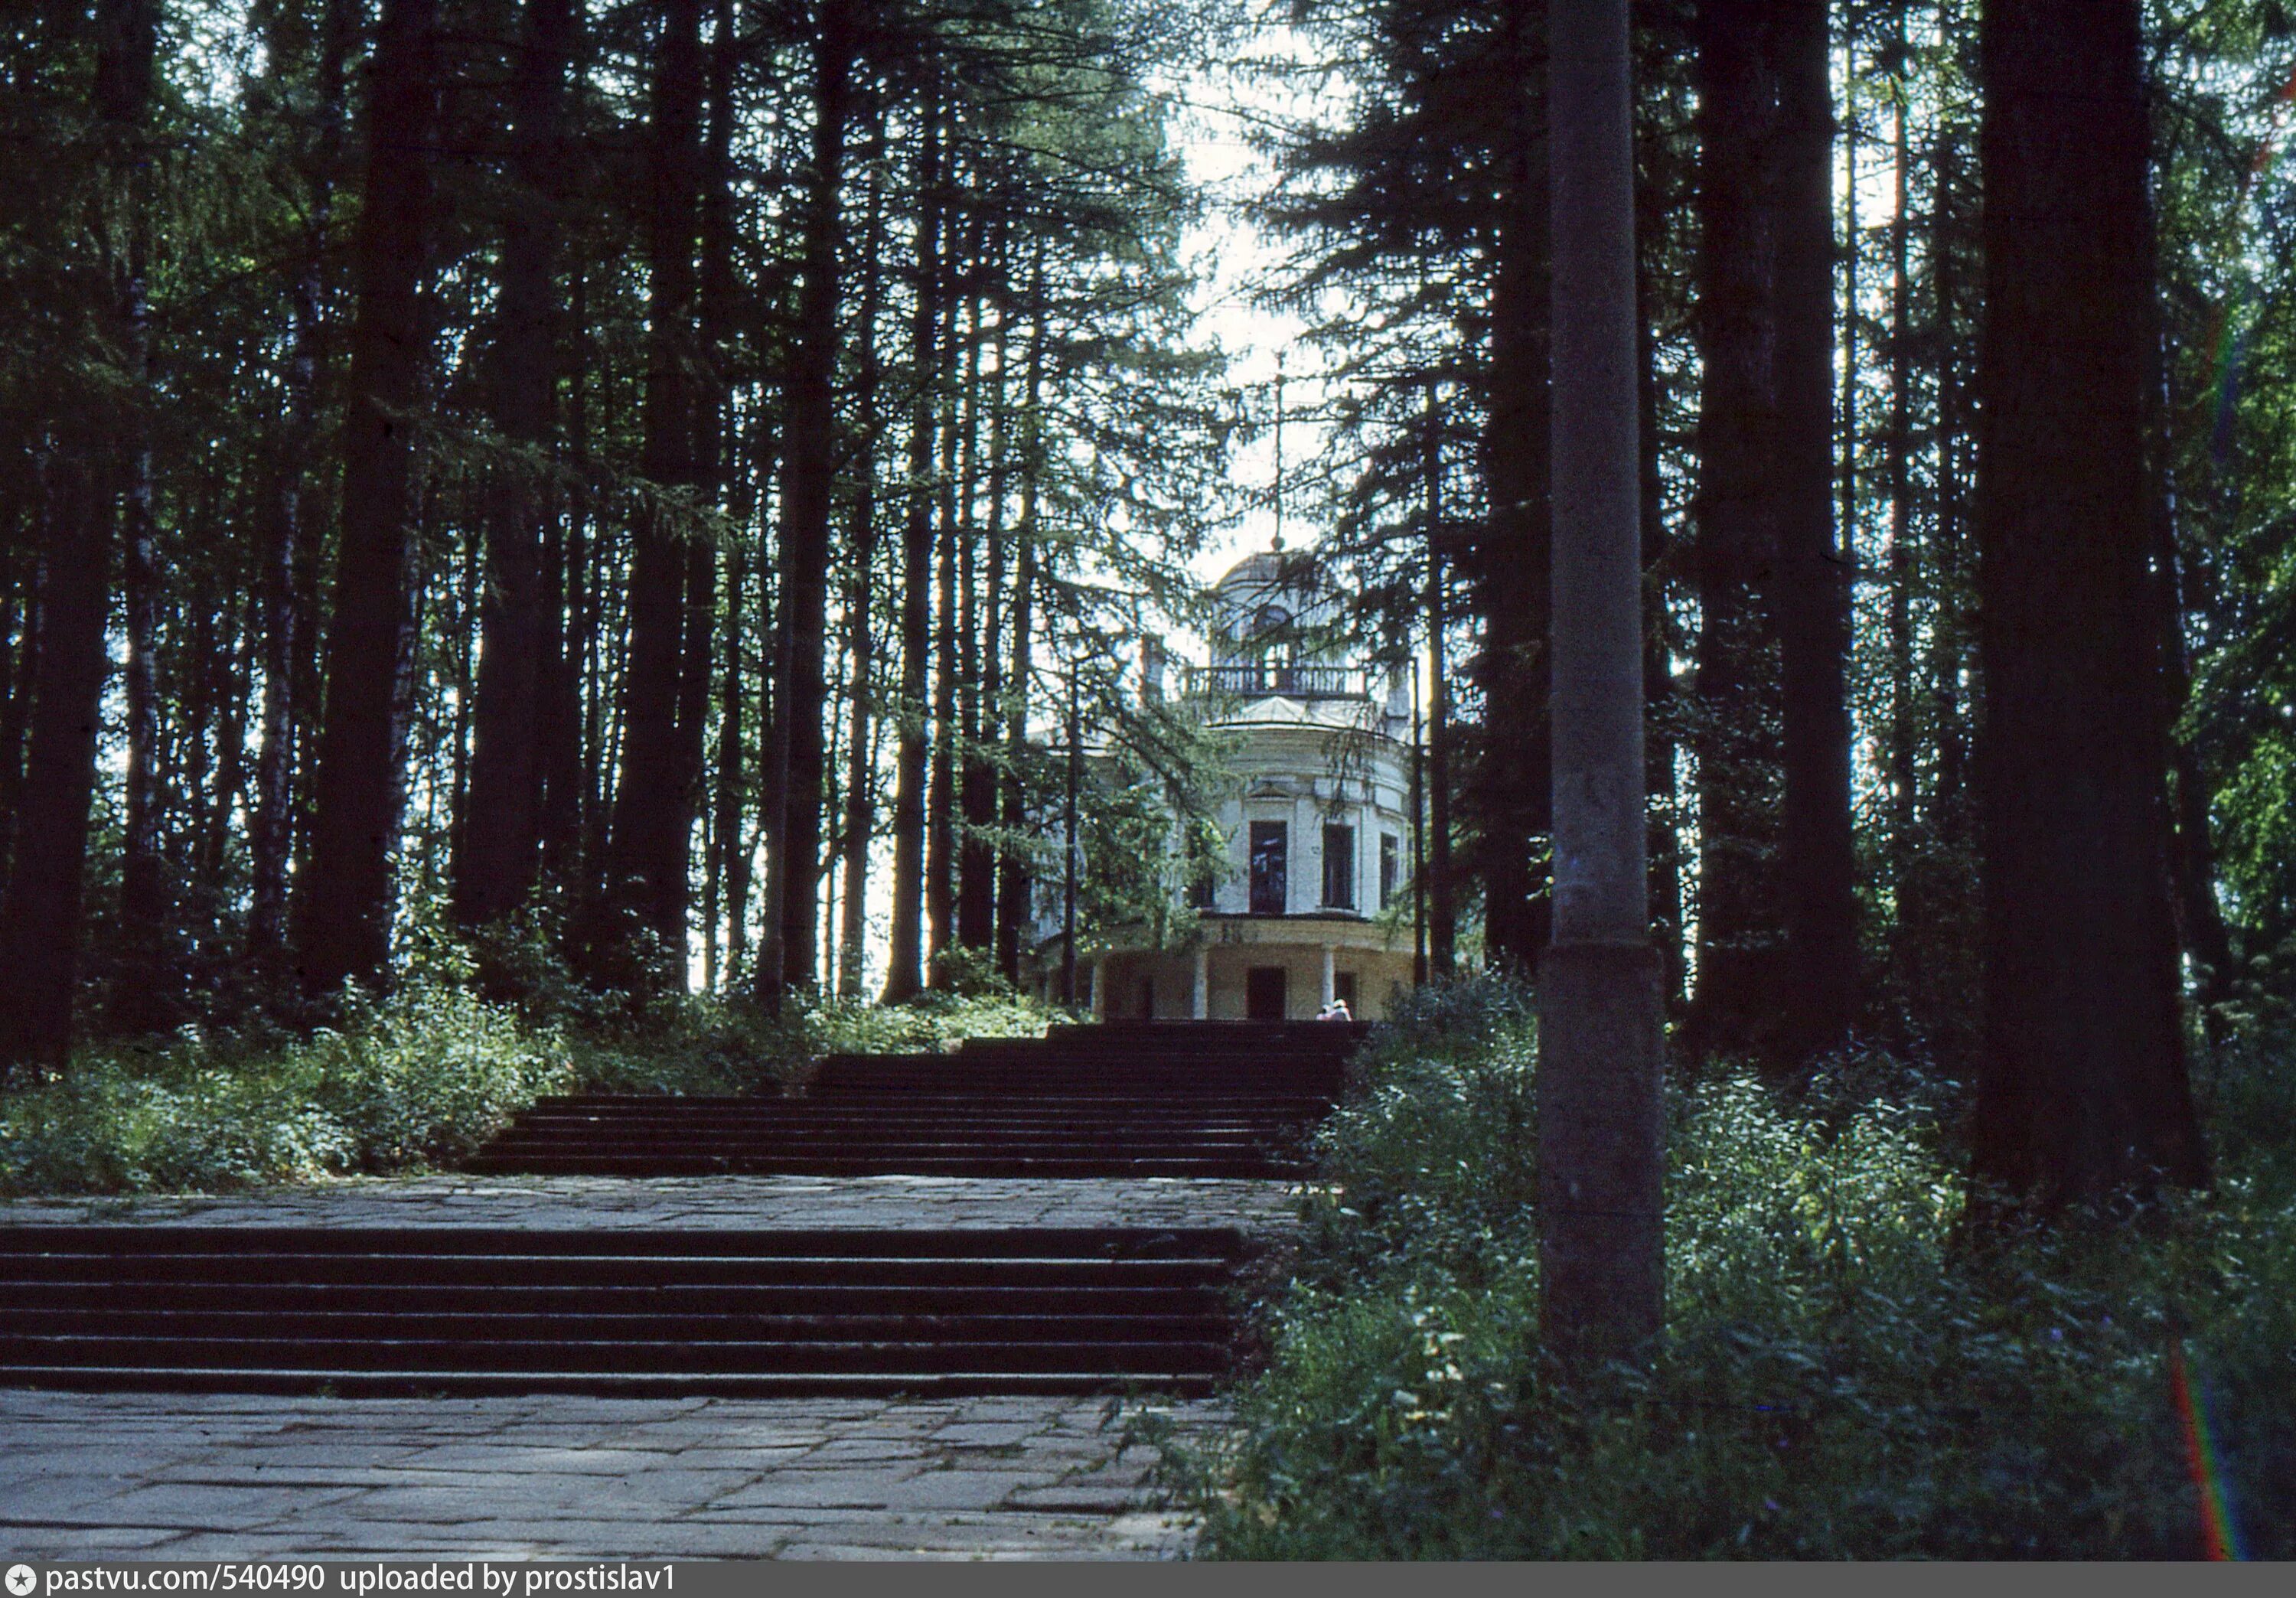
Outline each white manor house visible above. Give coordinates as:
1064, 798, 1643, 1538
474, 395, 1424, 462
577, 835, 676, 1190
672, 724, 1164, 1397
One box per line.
1035, 546, 1420, 1022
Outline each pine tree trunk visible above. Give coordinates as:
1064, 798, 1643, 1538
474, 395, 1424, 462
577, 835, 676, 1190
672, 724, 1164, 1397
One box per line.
1468, 0, 1551, 973
292, 0, 436, 997
761, 0, 854, 1001
604, 0, 705, 980
1422, 386, 1457, 977
993, 261, 1045, 988
0, 465, 111, 1074
457, 0, 569, 934
837, 153, 888, 999
883, 103, 942, 1005
925, 263, 962, 979
1771, 0, 1861, 1055
1687, 0, 1786, 1055
1971, 0, 2205, 1198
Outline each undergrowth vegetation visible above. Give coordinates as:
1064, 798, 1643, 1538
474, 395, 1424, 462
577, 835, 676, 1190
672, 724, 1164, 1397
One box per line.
0, 911, 1060, 1197
1163, 973, 2296, 1560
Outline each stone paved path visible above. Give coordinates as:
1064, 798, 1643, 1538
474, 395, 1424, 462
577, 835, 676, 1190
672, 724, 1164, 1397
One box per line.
0, 1390, 1221, 1560
0, 1173, 1306, 1234
0, 1175, 1297, 1560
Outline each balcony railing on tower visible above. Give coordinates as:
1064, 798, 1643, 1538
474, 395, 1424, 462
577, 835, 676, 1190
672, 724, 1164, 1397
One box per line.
1185, 663, 1368, 701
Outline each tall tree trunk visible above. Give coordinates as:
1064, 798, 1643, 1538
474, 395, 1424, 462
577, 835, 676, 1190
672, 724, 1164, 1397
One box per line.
956, 255, 1000, 954
99, 0, 165, 1025
0, 465, 111, 1074
247, 23, 335, 964
540, 263, 592, 892
1422, 383, 1457, 978
924, 230, 964, 979
1971, 0, 2205, 1198
604, 0, 705, 981
760, 0, 854, 1002
0, 540, 38, 869
1771, 0, 1860, 1056
457, 0, 570, 934
837, 150, 888, 999
882, 101, 942, 1005
1885, 15, 1916, 858
293, 0, 438, 997
1468, 0, 1551, 973
994, 256, 1045, 988
967, 271, 1009, 957
1687, 0, 1786, 1055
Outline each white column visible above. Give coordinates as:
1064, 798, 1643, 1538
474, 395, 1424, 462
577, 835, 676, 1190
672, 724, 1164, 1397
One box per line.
1320, 945, 1336, 1011
1091, 956, 1108, 1019
1192, 947, 1209, 1019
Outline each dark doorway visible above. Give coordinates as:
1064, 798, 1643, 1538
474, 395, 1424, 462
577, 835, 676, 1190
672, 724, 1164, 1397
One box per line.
1247, 965, 1287, 1020
1335, 970, 1358, 1015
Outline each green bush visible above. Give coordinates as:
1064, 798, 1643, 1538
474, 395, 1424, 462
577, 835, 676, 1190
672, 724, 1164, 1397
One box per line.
1171, 973, 2296, 1560
0, 978, 570, 1195
0, 956, 1062, 1195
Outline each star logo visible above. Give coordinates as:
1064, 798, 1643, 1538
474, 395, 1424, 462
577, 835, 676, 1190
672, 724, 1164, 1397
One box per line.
6, 1564, 37, 1597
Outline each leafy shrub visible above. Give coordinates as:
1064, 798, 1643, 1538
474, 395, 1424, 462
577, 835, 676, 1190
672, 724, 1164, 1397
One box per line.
0, 977, 569, 1195
0, 953, 1061, 1195
1170, 973, 2296, 1560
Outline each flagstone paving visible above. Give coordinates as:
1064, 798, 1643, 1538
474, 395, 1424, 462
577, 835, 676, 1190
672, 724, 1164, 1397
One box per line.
0, 1172, 1307, 1234
0, 1174, 1299, 1560
0, 1389, 1223, 1560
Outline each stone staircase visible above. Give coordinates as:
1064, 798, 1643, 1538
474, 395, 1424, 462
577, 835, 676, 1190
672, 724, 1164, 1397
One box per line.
0, 1022, 1360, 1397
0, 1225, 1246, 1397
467, 1022, 1359, 1180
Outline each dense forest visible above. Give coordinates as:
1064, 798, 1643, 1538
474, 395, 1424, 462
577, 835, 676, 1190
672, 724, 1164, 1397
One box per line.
8, 0, 2296, 1209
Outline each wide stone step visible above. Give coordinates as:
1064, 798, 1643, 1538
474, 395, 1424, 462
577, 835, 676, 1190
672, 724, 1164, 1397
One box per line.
0, 1226, 1252, 1396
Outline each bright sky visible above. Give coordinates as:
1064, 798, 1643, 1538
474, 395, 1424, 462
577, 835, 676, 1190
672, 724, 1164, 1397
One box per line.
1161, 44, 1337, 590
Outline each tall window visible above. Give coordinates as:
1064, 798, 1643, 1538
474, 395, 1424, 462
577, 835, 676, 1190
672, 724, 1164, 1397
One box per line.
1379, 833, 1399, 908
1249, 821, 1288, 915
1322, 823, 1355, 909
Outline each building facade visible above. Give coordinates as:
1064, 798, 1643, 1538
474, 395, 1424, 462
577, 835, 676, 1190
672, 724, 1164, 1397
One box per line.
1038, 548, 1420, 1020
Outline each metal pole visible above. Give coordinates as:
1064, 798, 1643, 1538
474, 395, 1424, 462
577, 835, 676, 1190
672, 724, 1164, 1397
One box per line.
1539, 0, 1665, 1361
1062, 668, 1080, 1009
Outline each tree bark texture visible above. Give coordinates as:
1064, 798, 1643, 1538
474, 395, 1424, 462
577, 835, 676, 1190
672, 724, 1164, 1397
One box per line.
0, 469, 111, 1073
1971, 0, 2206, 1198
1688, 0, 1786, 1055
1770, 0, 1861, 1055
882, 103, 942, 1004
457, 0, 570, 933
293, 0, 437, 997
605, 0, 705, 980
1467, 0, 1551, 974
763, 1, 854, 999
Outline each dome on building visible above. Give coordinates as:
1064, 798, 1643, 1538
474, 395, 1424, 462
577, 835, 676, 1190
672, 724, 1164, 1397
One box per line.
1211, 546, 1343, 665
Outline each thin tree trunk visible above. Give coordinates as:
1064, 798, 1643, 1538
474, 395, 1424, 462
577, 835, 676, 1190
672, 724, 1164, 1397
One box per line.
457, 0, 570, 934
0, 463, 111, 1074
837, 151, 889, 999
1971, 0, 2205, 1198
1468, 0, 1551, 974
292, 0, 437, 997
1422, 383, 1456, 977
1688, 0, 1786, 1054
106, 0, 165, 1024
924, 238, 963, 979
882, 100, 943, 1004
1772, 0, 1861, 1056
761, 0, 854, 1001
993, 255, 1045, 988
602, 0, 706, 982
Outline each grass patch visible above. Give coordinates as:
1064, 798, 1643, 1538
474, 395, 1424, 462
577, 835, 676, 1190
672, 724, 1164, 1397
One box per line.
1161, 973, 2296, 1559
